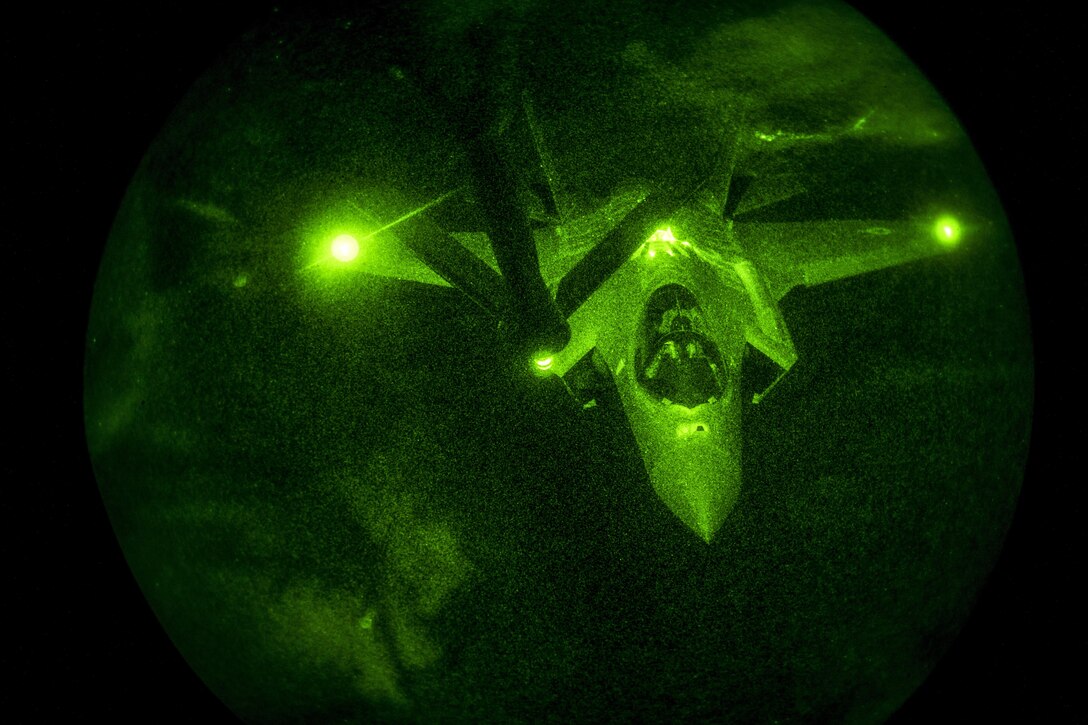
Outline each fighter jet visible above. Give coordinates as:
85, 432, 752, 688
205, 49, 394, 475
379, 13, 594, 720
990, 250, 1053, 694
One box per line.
328, 83, 965, 543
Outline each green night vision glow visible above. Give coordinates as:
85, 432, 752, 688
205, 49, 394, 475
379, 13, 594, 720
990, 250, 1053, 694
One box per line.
934, 215, 962, 246
638, 226, 691, 260
303, 190, 463, 277
649, 227, 677, 243
331, 234, 361, 262
83, 2, 1033, 723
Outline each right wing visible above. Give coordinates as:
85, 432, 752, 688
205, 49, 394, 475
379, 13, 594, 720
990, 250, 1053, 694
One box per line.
735, 217, 962, 302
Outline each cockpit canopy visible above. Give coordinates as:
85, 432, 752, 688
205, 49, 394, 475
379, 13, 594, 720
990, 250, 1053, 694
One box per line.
636, 284, 729, 408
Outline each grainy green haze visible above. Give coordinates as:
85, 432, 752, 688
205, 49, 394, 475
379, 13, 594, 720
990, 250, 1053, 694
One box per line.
85, 1, 1032, 721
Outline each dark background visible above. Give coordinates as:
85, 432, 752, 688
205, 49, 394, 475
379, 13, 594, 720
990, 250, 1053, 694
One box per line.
9, 1, 1076, 721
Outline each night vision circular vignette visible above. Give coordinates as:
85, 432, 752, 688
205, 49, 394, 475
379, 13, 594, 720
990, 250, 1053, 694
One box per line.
83, 1, 1033, 722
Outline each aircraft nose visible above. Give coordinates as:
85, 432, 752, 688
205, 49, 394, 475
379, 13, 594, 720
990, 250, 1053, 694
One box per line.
650, 442, 741, 543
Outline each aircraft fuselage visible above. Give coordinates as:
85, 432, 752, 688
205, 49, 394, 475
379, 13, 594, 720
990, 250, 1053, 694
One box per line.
559, 225, 752, 542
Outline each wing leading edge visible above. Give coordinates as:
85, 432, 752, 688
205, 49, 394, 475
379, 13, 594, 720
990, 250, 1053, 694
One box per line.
736, 217, 964, 302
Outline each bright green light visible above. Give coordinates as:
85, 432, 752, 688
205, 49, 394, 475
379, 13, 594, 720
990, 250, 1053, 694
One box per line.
534, 356, 554, 372
331, 234, 360, 262
233, 273, 248, 288
933, 215, 961, 247
642, 227, 689, 260
648, 228, 677, 243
